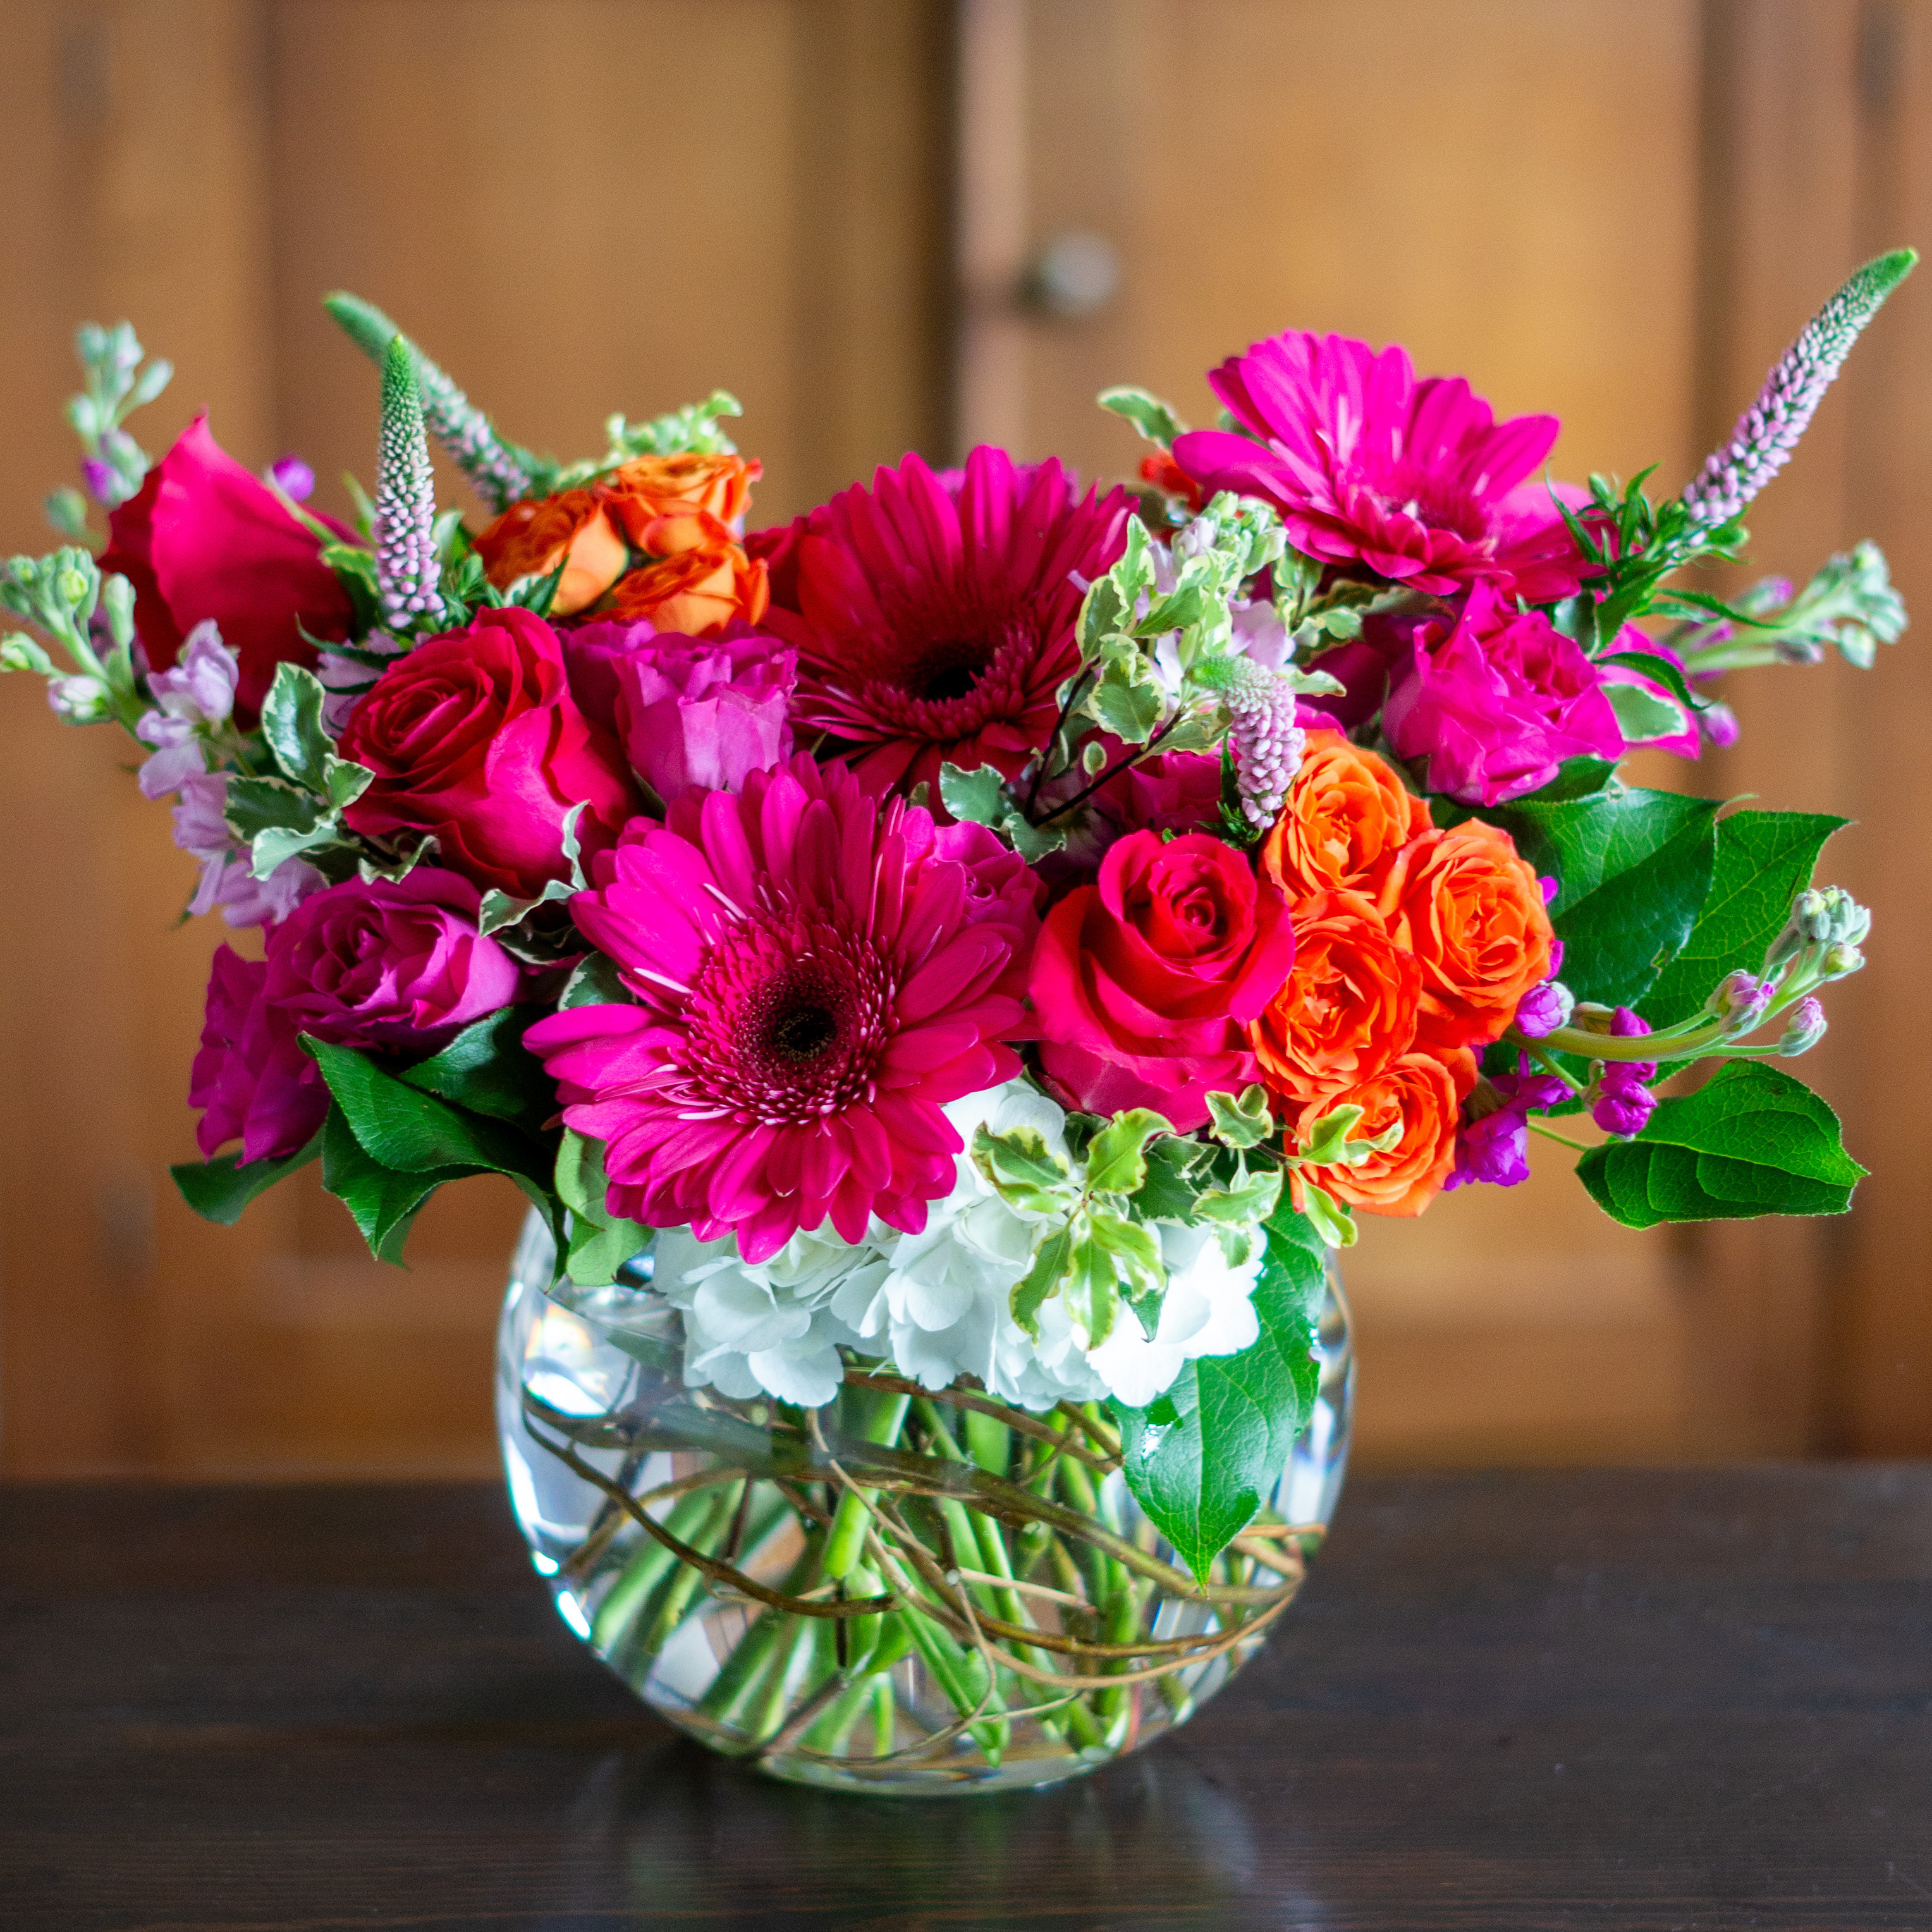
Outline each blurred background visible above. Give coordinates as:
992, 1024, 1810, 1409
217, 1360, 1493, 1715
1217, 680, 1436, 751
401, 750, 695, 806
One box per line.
0, 0, 1926, 1478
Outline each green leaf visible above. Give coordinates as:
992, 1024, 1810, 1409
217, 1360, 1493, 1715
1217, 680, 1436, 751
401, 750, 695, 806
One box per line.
1097, 385, 1186, 449
1296, 1180, 1357, 1249
303, 1036, 550, 1178
559, 950, 637, 1009
1598, 650, 1708, 716
555, 1129, 652, 1286
324, 757, 372, 810
1113, 1216, 1322, 1581
1641, 811, 1847, 1029
1089, 673, 1165, 744
251, 819, 348, 877
1522, 756, 1619, 804
170, 1131, 322, 1225
1205, 1085, 1273, 1150
971, 1123, 1075, 1214
1128, 1135, 1212, 1225
1062, 1233, 1120, 1350
396, 1007, 556, 1129
1192, 1161, 1283, 1225
260, 662, 334, 790
1297, 1103, 1366, 1167
224, 775, 321, 841
937, 761, 1008, 828
1085, 1108, 1173, 1196
1576, 1061, 1866, 1229
1087, 1208, 1165, 1317
320, 1106, 477, 1267
1604, 680, 1689, 743
1010, 1223, 1074, 1338
1479, 785, 1720, 1008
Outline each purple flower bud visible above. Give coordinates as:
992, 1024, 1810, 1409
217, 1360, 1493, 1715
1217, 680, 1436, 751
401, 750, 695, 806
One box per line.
1699, 701, 1740, 750
1609, 1006, 1652, 1039
1713, 970, 1772, 1027
1539, 875, 1559, 906
1780, 996, 1828, 1056
1445, 1108, 1531, 1191
81, 458, 117, 505
269, 455, 316, 501
1547, 938, 1565, 977
1513, 979, 1574, 1039
1593, 1080, 1656, 1137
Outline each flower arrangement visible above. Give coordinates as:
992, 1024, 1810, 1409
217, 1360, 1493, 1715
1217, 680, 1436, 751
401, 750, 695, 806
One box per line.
5, 255, 1911, 1786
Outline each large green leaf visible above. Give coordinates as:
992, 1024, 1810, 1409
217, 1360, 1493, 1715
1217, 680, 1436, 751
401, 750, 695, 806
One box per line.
302, 1036, 564, 1261
320, 1107, 479, 1267
1641, 811, 1847, 1028
1113, 1211, 1324, 1581
395, 1007, 557, 1130
170, 1130, 322, 1225
555, 1128, 652, 1287
1480, 785, 1720, 1008
1577, 1061, 1866, 1229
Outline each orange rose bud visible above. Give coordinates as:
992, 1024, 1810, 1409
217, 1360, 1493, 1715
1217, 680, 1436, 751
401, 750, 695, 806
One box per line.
603, 521, 770, 637
1262, 728, 1433, 900
1252, 890, 1422, 1106
1378, 818, 1554, 1050
1288, 1046, 1476, 1219
1138, 450, 1204, 513
601, 451, 761, 546
472, 489, 629, 617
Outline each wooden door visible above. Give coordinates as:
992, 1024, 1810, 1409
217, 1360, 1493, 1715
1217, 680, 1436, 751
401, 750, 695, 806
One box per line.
954, 0, 1925, 1463
0, 0, 950, 1475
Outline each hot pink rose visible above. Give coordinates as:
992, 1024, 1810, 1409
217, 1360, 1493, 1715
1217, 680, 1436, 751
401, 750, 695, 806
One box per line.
189, 946, 327, 1163
1381, 584, 1623, 805
190, 872, 523, 1165
616, 630, 795, 801
263, 871, 522, 1055
1028, 830, 1295, 1131
339, 608, 640, 897
101, 413, 355, 721
929, 818, 1046, 1000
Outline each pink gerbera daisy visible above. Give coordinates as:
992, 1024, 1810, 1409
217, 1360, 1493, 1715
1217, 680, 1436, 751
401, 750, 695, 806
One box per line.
751, 446, 1132, 798
523, 754, 1030, 1263
1172, 331, 1594, 602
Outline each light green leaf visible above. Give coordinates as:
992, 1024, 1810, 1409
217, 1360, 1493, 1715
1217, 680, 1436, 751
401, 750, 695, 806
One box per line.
1605, 680, 1689, 744
555, 1129, 652, 1286
1296, 1181, 1357, 1249
1192, 1160, 1283, 1225
937, 761, 1009, 828
1098, 386, 1187, 449
1089, 675, 1165, 744
972, 1123, 1075, 1215
1085, 1108, 1174, 1197
260, 662, 335, 791
1128, 1135, 1213, 1225
559, 950, 637, 1010
1063, 1234, 1120, 1350
1296, 1104, 1366, 1167
1010, 1223, 1075, 1339
1205, 1085, 1273, 1150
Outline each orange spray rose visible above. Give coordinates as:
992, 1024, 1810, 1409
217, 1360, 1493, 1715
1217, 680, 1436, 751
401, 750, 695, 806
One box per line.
1250, 890, 1422, 1105
1287, 1046, 1476, 1218
473, 489, 628, 617
1377, 818, 1553, 1050
603, 512, 770, 635
1261, 728, 1433, 900
601, 451, 760, 542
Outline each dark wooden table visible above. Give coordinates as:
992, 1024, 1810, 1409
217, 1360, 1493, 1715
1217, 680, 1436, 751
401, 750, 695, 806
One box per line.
4, 1468, 1931, 1930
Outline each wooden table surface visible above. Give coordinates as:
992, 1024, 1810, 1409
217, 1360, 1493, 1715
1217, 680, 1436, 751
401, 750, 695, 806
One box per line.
4, 1467, 1931, 1931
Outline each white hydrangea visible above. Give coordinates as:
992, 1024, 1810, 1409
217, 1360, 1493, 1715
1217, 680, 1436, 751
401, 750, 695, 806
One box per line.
649, 1077, 1267, 1414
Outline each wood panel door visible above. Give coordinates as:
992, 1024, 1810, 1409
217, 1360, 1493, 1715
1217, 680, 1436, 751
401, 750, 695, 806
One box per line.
953, 0, 1921, 1464
0, 0, 950, 1476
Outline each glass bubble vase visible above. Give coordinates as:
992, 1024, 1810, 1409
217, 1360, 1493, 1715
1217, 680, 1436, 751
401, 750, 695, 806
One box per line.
497, 1211, 1352, 1795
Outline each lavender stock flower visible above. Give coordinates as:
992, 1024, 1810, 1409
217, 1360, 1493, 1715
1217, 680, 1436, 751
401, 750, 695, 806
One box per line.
372, 338, 444, 631
1682, 250, 1916, 526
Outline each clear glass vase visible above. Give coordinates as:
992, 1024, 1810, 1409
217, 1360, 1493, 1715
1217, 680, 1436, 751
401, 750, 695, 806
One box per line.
496, 1210, 1353, 1795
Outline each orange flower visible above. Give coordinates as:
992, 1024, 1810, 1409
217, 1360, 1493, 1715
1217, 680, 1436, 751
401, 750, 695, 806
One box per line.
1377, 818, 1553, 1050
1261, 728, 1432, 900
601, 451, 760, 544
1287, 1046, 1476, 1218
1250, 890, 1421, 1106
602, 513, 770, 636
472, 489, 628, 617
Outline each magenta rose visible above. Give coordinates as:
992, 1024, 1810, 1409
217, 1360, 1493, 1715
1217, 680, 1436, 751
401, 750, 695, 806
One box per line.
615, 629, 795, 801
101, 413, 355, 721
263, 871, 522, 1054
339, 607, 641, 897
189, 946, 327, 1163
1381, 584, 1623, 805
1028, 830, 1295, 1131
190, 872, 523, 1164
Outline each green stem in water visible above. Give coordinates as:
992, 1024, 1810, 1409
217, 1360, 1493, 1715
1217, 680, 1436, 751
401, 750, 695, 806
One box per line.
824, 1388, 912, 1580
590, 1488, 720, 1656
697, 1525, 825, 1724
